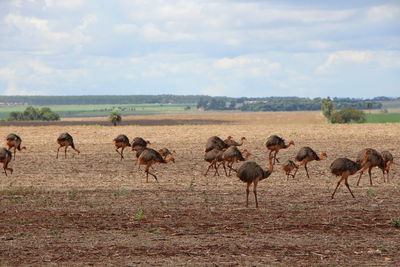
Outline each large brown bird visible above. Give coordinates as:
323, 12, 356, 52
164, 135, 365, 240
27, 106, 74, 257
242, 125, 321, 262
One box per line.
222, 146, 251, 176
355, 148, 384, 186
330, 151, 371, 199
0, 147, 13, 176
204, 148, 226, 176
205, 136, 228, 153
131, 137, 151, 151
381, 151, 394, 183
236, 156, 274, 208
293, 147, 327, 179
282, 160, 298, 180
56, 133, 80, 159
158, 148, 175, 160
113, 134, 131, 160
265, 135, 294, 164
137, 148, 175, 182
224, 136, 246, 147
6, 133, 26, 160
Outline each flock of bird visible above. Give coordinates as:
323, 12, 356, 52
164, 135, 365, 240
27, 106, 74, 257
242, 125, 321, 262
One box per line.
0, 132, 395, 208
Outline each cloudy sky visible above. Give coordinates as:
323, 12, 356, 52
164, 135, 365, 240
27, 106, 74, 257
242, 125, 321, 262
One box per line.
0, 0, 399, 98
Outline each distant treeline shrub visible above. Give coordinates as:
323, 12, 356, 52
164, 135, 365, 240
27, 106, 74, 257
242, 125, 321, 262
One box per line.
7, 106, 60, 121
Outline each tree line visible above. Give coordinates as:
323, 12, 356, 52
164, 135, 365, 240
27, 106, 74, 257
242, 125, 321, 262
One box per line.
0, 95, 389, 109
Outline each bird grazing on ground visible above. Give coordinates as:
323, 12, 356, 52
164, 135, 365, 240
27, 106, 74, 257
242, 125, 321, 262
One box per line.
205, 136, 228, 153
56, 133, 80, 159
282, 160, 298, 180
293, 147, 327, 179
131, 137, 151, 151
204, 148, 226, 176
224, 136, 246, 147
265, 135, 294, 164
6, 133, 26, 160
0, 147, 13, 176
137, 148, 175, 182
222, 146, 251, 176
236, 156, 274, 208
381, 151, 394, 183
330, 151, 371, 199
158, 148, 175, 161
113, 134, 131, 160
355, 148, 384, 186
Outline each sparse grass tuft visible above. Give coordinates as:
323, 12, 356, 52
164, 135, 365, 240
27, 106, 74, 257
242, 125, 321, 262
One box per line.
133, 209, 145, 221
110, 189, 130, 199
391, 218, 400, 228
67, 189, 78, 200
149, 228, 161, 234
247, 224, 254, 233
0, 186, 38, 196
188, 178, 196, 191
48, 230, 61, 235
367, 188, 377, 197
291, 204, 311, 210
207, 228, 217, 234
377, 247, 390, 252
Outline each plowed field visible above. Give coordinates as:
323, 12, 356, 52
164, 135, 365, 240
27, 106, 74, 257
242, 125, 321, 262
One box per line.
1, 112, 399, 266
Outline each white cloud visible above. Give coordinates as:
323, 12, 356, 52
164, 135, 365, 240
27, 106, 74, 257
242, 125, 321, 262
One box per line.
316, 50, 400, 74
366, 5, 400, 22
3, 81, 48, 95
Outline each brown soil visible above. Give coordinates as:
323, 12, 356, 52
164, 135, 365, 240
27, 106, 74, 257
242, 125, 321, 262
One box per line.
1, 112, 399, 266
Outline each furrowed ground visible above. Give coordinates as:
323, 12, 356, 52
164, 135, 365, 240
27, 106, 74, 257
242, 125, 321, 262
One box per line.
1, 112, 399, 266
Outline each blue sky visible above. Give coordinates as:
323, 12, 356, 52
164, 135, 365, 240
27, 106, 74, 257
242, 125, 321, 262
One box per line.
0, 0, 399, 98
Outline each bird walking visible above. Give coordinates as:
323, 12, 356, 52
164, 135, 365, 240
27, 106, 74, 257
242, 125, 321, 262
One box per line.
381, 151, 394, 183
6, 133, 26, 160
236, 156, 274, 208
330, 151, 371, 199
355, 148, 384, 186
0, 147, 13, 176
205, 136, 228, 153
282, 160, 298, 180
224, 136, 246, 147
265, 135, 294, 164
131, 137, 151, 151
137, 148, 175, 182
56, 133, 80, 159
158, 148, 176, 160
113, 134, 131, 160
222, 146, 251, 176
293, 147, 327, 179
204, 148, 226, 176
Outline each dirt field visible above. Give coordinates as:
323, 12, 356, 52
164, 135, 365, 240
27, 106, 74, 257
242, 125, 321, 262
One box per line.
1, 112, 399, 266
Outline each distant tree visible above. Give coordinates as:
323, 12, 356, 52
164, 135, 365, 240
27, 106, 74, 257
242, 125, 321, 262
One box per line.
109, 111, 122, 126
7, 106, 59, 121
184, 105, 191, 110
330, 107, 366, 124
197, 98, 208, 109
321, 97, 335, 119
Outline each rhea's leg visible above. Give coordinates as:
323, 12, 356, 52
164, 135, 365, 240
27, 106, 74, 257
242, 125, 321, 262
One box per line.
253, 180, 259, 208
344, 176, 355, 198
245, 182, 250, 207
368, 167, 373, 186
331, 177, 344, 199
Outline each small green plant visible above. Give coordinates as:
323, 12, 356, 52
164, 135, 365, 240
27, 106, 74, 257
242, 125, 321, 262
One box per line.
292, 204, 311, 210
367, 188, 377, 197
133, 209, 145, 221
67, 189, 78, 200
247, 224, 254, 233
48, 230, 61, 235
207, 228, 217, 234
149, 228, 161, 234
188, 178, 196, 191
391, 218, 400, 228
110, 189, 130, 199
377, 247, 390, 252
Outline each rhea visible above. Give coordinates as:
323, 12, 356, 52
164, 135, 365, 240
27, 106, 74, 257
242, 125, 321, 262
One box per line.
56, 133, 80, 159
6, 133, 26, 160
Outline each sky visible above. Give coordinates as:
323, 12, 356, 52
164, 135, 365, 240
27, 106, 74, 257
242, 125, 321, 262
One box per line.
0, 0, 399, 98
